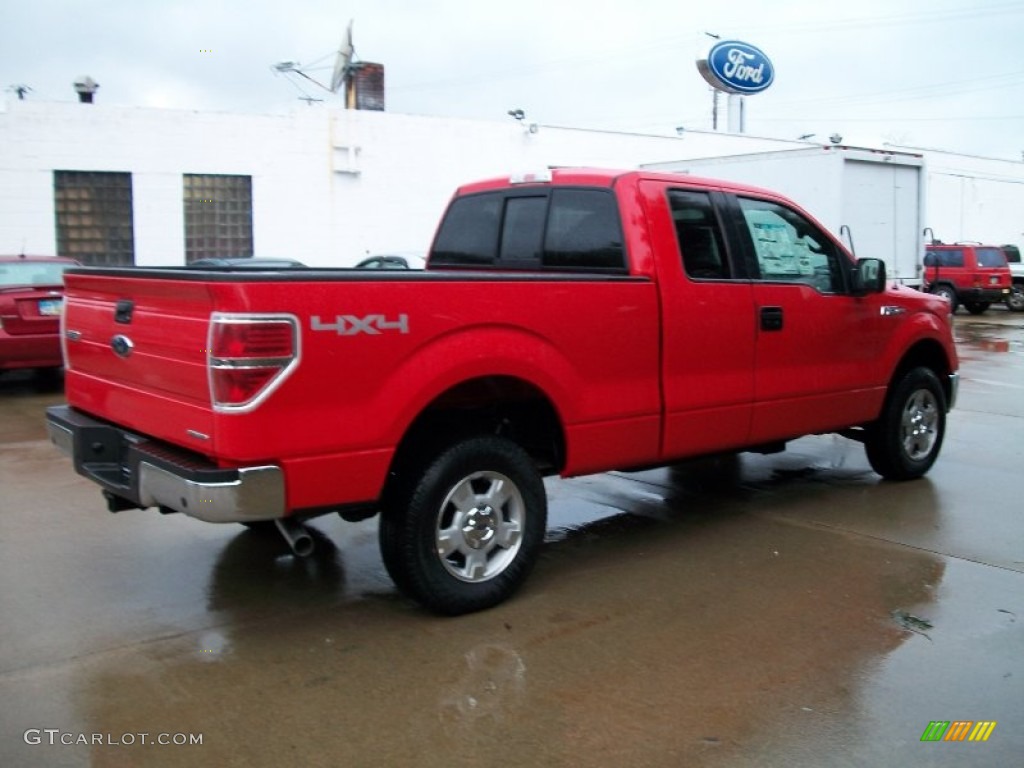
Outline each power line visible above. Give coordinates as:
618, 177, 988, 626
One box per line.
766, 70, 1024, 113
752, 114, 1024, 124
389, 3, 1024, 94
729, 1, 1024, 36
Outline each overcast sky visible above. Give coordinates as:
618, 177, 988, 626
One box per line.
2, 0, 1023, 159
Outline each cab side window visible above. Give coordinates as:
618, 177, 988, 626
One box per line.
923, 249, 964, 268
667, 189, 730, 279
738, 197, 842, 293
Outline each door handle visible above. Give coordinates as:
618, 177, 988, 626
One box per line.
760, 306, 783, 331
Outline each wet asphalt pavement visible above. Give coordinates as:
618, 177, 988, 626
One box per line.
1, 311, 1022, 767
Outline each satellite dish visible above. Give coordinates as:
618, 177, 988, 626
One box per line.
330, 19, 354, 93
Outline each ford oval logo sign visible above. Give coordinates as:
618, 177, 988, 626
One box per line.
698, 40, 774, 95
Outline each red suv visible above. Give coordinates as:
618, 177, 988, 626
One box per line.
923, 243, 1011, 314
0, 255, 79, 373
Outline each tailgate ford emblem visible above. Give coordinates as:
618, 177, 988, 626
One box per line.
111, 334, 134, 358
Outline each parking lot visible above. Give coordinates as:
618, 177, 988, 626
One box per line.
1, 310, 1022, 767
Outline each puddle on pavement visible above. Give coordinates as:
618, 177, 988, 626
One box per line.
544, 437, 870, 545
958, 337, 1012, 353
953, 316, 1022, 355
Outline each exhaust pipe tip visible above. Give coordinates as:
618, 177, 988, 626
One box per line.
290, 531, 315, 558
273, 518, 315, 558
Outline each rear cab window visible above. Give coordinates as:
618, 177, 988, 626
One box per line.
430, 194, 502, 266
431, 187, 627, 273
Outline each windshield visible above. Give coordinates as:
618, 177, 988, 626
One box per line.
0, 261, 71, 288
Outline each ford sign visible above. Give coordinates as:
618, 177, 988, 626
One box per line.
697, 40, 774, 95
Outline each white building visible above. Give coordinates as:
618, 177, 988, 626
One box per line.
1, 98, 1022, 267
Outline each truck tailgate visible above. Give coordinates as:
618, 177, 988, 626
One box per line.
62, 272, 216, 449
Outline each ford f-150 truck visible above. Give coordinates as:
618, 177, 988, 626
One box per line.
47, 168, 959, 615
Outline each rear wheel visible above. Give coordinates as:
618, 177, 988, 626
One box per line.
864, 367, 946, 481
1007, 284, 1024, 312
963, 301, 990, 315
930, 284, 958, 313
379, 435, 547, 615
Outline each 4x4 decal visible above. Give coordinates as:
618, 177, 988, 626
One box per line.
311, 314, 409, 335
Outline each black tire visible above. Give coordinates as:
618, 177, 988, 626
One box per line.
930, 284, 958, 313
1007, 284, 1024, 312
379, 435, 546, 615
240, 520, 277, 531
963, 301, 989, 315
864, 367, 946, 481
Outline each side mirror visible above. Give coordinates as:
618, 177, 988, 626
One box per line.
852, 258, 886, 295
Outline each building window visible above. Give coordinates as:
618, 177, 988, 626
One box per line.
54, 171, 135, 266
184, 174, 253, 263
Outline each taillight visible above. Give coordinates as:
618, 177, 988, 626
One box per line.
208, 313, 299, 412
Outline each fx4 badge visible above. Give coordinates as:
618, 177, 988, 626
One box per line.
311, 314, 409, 336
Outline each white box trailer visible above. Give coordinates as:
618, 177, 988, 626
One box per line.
915, 148, 1024, 247
643, 146, 926, 287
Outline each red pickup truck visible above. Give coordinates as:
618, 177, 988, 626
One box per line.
47, 169, 958, 614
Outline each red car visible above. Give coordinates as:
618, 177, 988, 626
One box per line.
0, 255, 78, 372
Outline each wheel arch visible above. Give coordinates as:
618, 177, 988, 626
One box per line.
886, 338, 955, 408
386, 375, 568, 490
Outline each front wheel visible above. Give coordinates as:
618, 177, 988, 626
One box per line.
963, 301, 990, 315
1007, 284, 1024, 312
379, 435, 547, 615
864, 367, 946, 481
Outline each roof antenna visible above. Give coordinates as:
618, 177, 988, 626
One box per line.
6, 84, 32, 100
331, 19, 355, 96
272, 19, 355, 102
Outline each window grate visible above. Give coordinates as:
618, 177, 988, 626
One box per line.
184, 174, 253, 262
54, 171, 135, 266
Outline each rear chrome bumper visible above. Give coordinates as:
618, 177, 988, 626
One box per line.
46, 405, 285, 523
